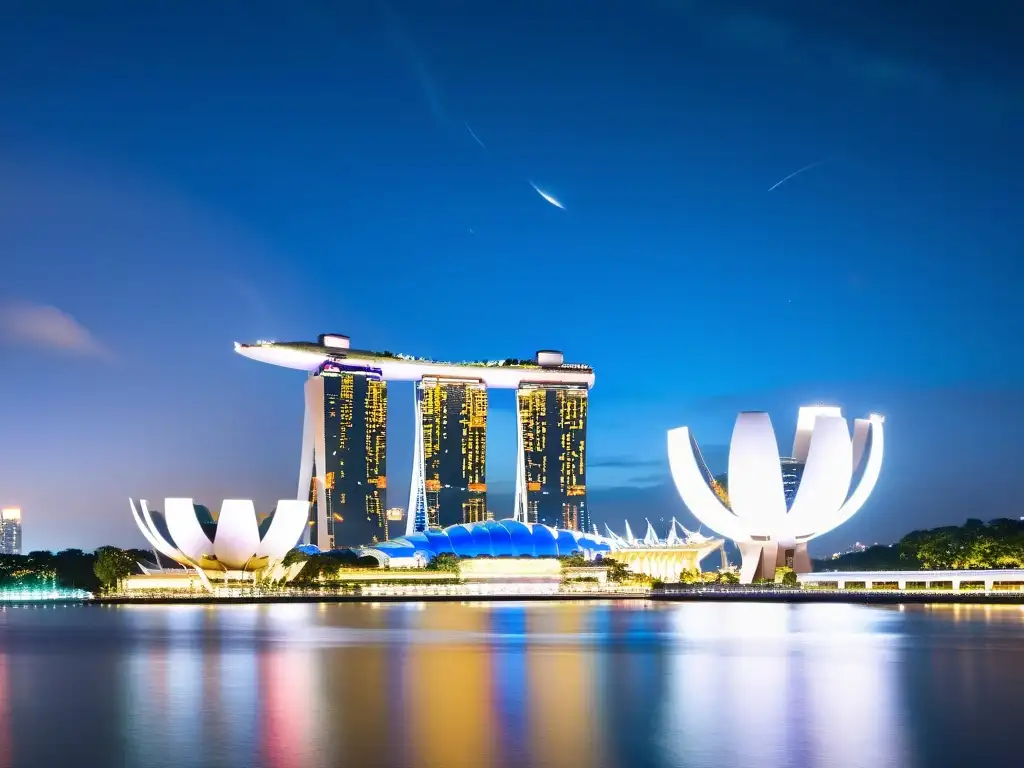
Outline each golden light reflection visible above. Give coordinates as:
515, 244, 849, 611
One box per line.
403, 604, 494, 768
527, 607, 599, 768
329, 608, 391, 765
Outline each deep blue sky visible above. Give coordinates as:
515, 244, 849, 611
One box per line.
1, 0, 1021, 552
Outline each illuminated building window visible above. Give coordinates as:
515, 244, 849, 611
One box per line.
307, 366, 388, 547
517, 384, 588, 531
417, 378, 488, 528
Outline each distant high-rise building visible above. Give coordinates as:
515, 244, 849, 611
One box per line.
515, 384, 588, 531
300, 360, 387, 549
1, 508, 22, 555
413, 377, 488, 529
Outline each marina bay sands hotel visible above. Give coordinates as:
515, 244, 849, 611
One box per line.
236, 335, 594, 550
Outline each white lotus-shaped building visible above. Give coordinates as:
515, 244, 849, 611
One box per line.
129, 498, 309, 585
667, 406, 884, 583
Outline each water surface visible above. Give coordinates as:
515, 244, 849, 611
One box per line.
1, 600, 1022, 767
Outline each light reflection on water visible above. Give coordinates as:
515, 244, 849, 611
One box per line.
0, 601, 1023, 767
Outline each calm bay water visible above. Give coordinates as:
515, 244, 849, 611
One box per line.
0, 600, 1022, 767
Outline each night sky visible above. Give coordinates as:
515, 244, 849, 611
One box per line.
1, 1, 1021, 553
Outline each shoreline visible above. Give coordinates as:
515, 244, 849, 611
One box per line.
6, 589, 1024, 607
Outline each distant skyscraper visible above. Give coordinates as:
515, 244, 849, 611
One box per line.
299, 360, 387, 549
515, 384, 588, 530
412, 377, 488, 529
1, 508, 22, 555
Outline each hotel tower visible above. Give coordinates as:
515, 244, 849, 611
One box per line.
236, 335, 593, 549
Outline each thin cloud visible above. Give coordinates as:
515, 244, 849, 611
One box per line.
589, 456, 664, 469
0, 301, 112, 360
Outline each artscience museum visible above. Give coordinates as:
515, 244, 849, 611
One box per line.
668, 406, 885, 583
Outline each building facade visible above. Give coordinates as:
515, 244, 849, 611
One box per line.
300, 361, 388, 549
515, 384, 588, 531
416, 377, 487, 528
238, 336, 595, 545
1, 508, 22, 555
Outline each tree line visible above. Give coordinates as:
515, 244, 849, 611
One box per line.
818, 518, 1024, 571
0, 548, 148, 592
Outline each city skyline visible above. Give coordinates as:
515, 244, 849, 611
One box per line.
1, 1, 1021, 552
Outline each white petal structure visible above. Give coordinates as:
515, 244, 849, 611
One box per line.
667, 407, 884, 583
130, 498, 309, 573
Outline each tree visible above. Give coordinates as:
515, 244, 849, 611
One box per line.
93, 547, 138, 590
774, 566, 798, 586
282, 548, 311, 566
54, 548, 102, 591
427, 553, 461, 574
679, 568, 703, 584
604, 559, 631, 583
560, 552, 586, 569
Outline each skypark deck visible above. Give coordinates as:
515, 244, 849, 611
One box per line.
234, 335, 595, 389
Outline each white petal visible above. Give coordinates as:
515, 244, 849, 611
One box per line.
667, 427, 748, 542
728, 412, 787, 533
165, 498, 215, 562
851, 418, 871, 474
787, 415, 853, 538
792, 405, 843, 463
130, 499, 194, 566
808, 416, 885, 537
212, 500, 262, 569
257, 500, 310, 560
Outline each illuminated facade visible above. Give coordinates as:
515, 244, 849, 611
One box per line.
515, 383, 588, 530
300, 360, 388, 549
129, 498, 310, 591
0, 508, 21, 555
363, 518, 613, 568
410, 377, 487, 530
668, 406, 885, 583
236, 336, 594, 545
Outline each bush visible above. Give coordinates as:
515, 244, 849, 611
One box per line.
282, 548, 311, 566
559, 553, 586, 569
427, 553, 461, 574
605, 559, 631, 583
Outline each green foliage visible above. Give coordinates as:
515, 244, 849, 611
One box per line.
816, 519, 1024, 572
899, 519, 1024, 569
903, 519, 1024, 570
813, 544, 904, 571
282, 548, 311, 566
293, 554, 342, 584
604, 558, 631, 583
10, 549, 103, 591
718, 569, 740, 584
679, 568, 740, 585
427, 553, 461, 573
559, 552, 587, 569
774, 566, 799, 586
93, 547, 139, 589
679, 568, 703, 584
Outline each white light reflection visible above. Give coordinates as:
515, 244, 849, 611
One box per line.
218, 607, 261, 763
121, 607, 205, 767
801, 606, 911, 766
659, 604, 911, 768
